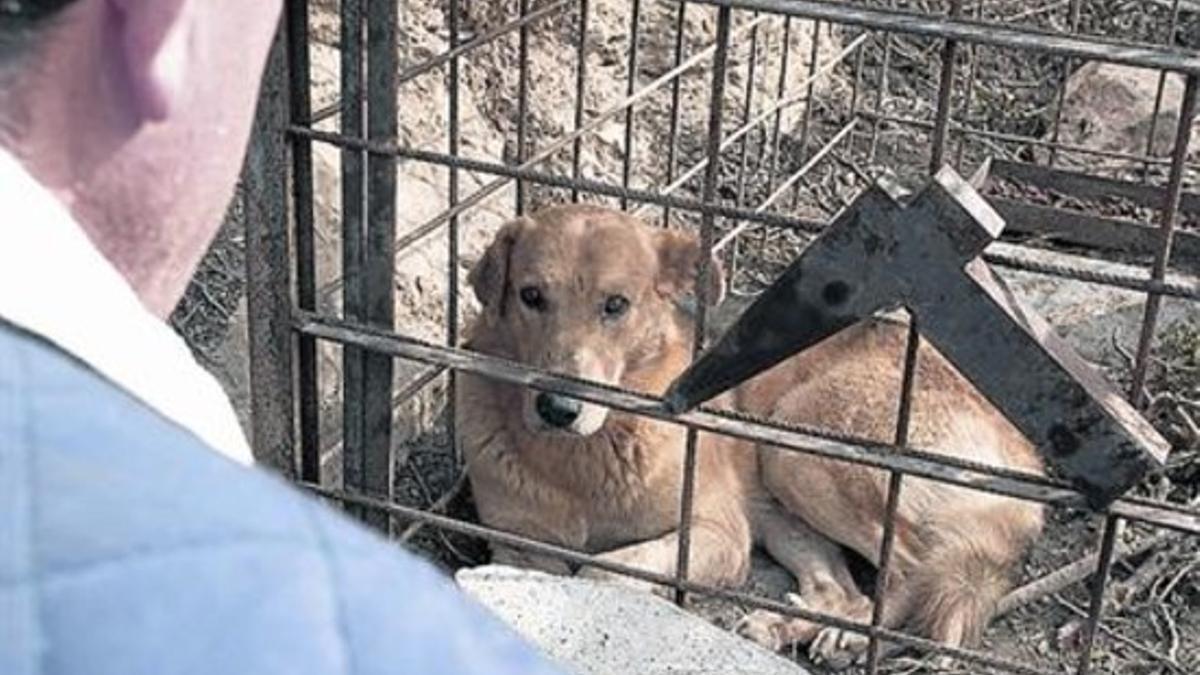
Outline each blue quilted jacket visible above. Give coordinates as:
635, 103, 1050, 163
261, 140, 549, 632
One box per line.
0, 322, 566, 675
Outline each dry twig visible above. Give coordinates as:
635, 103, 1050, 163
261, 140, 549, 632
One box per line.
1054, 595, 1187, 674
399, 469, 471, 546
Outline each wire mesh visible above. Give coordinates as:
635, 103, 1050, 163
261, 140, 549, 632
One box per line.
252, 1, 1200, 673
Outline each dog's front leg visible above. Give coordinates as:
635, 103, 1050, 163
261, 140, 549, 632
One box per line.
576, 524, 750, 598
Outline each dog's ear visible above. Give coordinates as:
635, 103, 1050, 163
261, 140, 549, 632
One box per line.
654, 228, 726, 306
469, 217, 530, 317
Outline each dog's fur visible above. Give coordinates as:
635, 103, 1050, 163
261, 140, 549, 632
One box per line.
457, 205, 1046, 665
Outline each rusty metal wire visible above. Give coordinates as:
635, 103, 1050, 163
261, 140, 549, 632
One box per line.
289, 126, 1200, 303
294, 311, 1200, 535
300, 481, 1058, 675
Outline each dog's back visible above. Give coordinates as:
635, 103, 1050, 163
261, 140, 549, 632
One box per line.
737, 315, 1045, 650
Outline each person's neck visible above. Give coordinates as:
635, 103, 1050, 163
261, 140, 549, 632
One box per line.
0, 141, 180, 319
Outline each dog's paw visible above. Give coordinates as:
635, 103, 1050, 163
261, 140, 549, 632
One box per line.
734, 610, 788, 652
809, 625, 870, 670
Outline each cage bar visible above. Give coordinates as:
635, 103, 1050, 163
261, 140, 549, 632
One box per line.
864, 317, 920, 673
675, 3, 734, 607
1130, 74, 1200, 406
339, 0, 368, 502
245, 23, 298, 477
291, 126, 1200, 302
356, 0, 399, 530
516, 0, 531, 214
287, 0, 320, 482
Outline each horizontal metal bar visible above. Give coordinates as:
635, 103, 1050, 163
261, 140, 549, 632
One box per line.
293, 311, 1200, 535
290, 124, 827, 232
989, 158, 1200, 216
991, 197, 1200, 263
688, 0, 1200, 74
982, 247, 1200, 301
301, 482, 1058, 675
859, 110, 1196, 168
310, 0, 575, 125
292, 127, 1200, 302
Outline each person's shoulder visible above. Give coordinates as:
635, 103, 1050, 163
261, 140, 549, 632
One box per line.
0, 323, 563, 675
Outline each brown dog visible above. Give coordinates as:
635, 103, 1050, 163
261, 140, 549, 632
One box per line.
457, 204, 1045, 666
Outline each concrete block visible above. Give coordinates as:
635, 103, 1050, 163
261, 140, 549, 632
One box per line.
457, 565, 811, 675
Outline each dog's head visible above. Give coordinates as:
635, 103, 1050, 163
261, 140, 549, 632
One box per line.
469, 205, 724, 436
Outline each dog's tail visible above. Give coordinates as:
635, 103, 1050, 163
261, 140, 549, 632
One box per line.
905, 500, 1042, 647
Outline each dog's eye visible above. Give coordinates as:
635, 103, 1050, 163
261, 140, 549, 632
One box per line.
519, 286, 547, 311
603, 294, 630, 319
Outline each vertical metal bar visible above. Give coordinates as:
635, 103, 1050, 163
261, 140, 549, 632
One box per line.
869, 26, 894, 164
735, 16, 761, 208
516, 0, 531, 214
287, 0, 320, 483
341, 0, 368, 497
1142, 0, 1183, 179
929, 0, 963, 173
245, 19, 298, 478
1129, 73, 1198, 405
447, 0, 462, 466
675, 4, 732, 607
953, 0, 984, 170
1075, 515, 1122, 675
620, 0, 643, 211
730, 14, 761, 288
1047, 0, 1083, 168
791, 19, 824, 210
571, 0, 591, 203
360, 0, 398, 532
847, 23, 867, 159
796, 20, 823, 161
767, 16, 793, 192
729, 18, 758, 206
864, 317, 920, 673
662, 1, 689, 226
762, 16, 792, 259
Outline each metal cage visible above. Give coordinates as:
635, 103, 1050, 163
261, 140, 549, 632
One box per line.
243, 1, 1200, 673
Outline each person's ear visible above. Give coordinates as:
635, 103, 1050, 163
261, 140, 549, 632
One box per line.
108, 0, 191, 122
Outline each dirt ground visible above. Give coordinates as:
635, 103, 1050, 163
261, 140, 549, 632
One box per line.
173, 1, 1200, 673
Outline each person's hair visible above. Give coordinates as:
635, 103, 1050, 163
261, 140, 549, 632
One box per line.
0, 1, 78, 62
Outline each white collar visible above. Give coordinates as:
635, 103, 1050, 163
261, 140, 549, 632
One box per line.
0, 149, 253, 465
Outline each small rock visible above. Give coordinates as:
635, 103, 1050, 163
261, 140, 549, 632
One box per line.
1048, 62, 1197, 167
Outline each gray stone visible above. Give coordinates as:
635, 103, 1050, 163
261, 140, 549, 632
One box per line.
1045, 61, 1198, 166
456, 565, 811, 675
991, 242, 1198, 370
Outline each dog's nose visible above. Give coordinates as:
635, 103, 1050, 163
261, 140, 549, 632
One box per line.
535, 392, 582, 428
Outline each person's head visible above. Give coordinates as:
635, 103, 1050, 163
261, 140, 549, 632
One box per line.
1, 0, 282, 316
